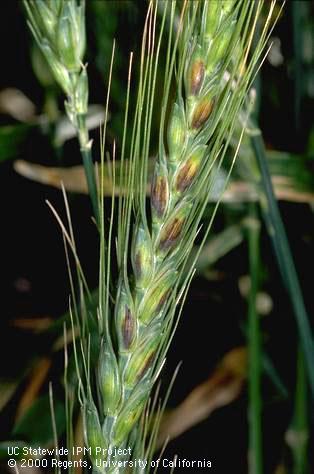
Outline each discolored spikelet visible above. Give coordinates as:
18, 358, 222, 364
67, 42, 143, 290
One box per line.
190, 60, 205, 95
159, 216, 185, 251
132, 222, 153, 287
176, 159, 199, 192
122, 307, 136, 349
112, 383, 151, 446
139, 270, 177, 324
115, 283, 137, 351
151, 175, 168, 218
190, 94, 215, 130
151, 161, 169, 220
186, 45, 205, 96
124, 333, 160, 388
158, 203, 192, 252
175, 145, 206, 193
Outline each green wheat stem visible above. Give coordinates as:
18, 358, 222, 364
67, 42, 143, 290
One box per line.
78, 122, 100, 227
251, 132, 314, 398
247, 203, 263, 474
291, 346, 309, 474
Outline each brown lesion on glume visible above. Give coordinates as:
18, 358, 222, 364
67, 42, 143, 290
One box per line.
190, 60, 205, 96
156, 289, 170, 313
151, 174, 169, 218
159, 216, 185, 251
122, 306, 135, 349
134, 251, 142, 280
175, 159, 199, 193
137, 352, 155, 382
191, 98, 214, 129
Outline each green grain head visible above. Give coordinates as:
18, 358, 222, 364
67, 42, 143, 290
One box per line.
98, 342, 121, 416
131, 221, 154, 288
167, 100, 187, 162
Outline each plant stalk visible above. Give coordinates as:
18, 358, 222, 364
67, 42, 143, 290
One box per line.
251, 132, 314, 398
247, 203, 263, 474
77, 116, 99, 226
291, 347, 309, 474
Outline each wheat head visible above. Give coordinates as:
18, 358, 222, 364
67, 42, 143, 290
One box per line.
25, 1, 277, 472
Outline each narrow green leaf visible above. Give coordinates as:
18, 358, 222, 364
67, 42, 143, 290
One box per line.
251, 132, 314, 399
247, 203, 263, 474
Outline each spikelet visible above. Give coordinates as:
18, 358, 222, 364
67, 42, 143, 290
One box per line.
167, 100, 187, 162
174, 145, 207, 194
115, 282, 137, 351
151, 160, 170, 221
83, 399, 107, 463
98, 342, 121, 415
24, 0, 89, 144
132, 220, 154, 288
